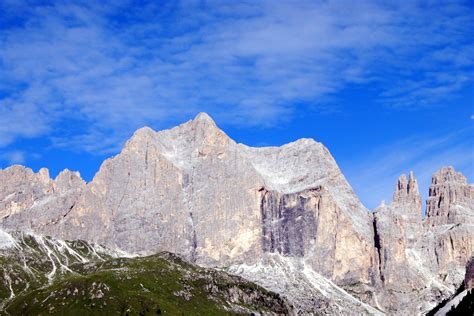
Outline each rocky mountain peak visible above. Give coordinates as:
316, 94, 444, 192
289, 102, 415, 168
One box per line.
125, 126, 157, 148
38, 168, 51, 183
194, 112, 216, 125
133, 126, 156, 138
426, 166, 473, 225
188, 112, 228, 145
54, 169, 82, 181
392, 171, 422, 214
431, 166, 467, 185
1, 116, 473, 315
53, 169, 85, 192
408, 170, 418, 192
126, 113, 219, 149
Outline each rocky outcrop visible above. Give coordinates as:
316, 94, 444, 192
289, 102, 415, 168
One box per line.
426, 166, 474, 226
0, 113, 472, 314
0, 167, 85, 236
0, 166, 52, 221
393, 171, 422, 213
370, 168, 474, 314
423, 167, 474, 288
371, 172, 429, 313
372, 172, 423, 283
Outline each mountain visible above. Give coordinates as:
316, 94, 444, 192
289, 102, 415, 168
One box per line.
1, 113, 472, 314
372, 168, 474, 313
0, 229, 288, 314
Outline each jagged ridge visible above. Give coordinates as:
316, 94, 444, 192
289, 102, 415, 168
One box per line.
0, 113, 472, 314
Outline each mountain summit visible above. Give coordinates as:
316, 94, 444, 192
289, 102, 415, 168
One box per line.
0, 113, 472, 314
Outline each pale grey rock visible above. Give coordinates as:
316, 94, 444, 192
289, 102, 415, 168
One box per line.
0, 113, 472, 315
260, 186, 377, 287
150, 114, 266, 265
0, 113, 378, 313
372, 172, 428, 314
373, 172, 423, 269
423, 167, 474, 287
0, 166, 52, 221
238, 139, 372, 240
0, 167, 85, 236
372, 168, 473, 314
228, 253, 383, 315
426, 166, 474, 226
239, 137, 377, 290
392, 171, 422, 214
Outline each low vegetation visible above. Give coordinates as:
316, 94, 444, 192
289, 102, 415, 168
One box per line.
1, 233, 288, 315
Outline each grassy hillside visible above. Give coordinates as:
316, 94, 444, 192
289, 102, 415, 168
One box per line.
0, 232, 289, 315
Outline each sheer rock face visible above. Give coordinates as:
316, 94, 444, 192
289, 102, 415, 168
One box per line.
0, 167, 85, 237
0, 113, 374, 288
424, 167, 474, 283
260, 187, 376, 285
372, 169, 474, 314
373, 172, 423, 265
1, 113, 473, 314
390, 171, 423, 248
238, 139, 373, 240
372, 173, 427, 313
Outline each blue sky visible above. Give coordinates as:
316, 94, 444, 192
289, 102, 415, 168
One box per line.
1, 0, 473, 210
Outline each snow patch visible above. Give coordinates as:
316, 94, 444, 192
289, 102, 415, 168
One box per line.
30, 195, 55, 209
227, 253, 383, 315
0, 229, 17, 249
0, 192, 16, 202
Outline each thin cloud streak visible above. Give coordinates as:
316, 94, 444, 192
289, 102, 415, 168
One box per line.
344, 127, 474, 211
0, 150, 26, 165
0, 1, 473, 153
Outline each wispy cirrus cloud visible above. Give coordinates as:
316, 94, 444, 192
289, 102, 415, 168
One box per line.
0, 150, 26, 165
344, 127, 474, 210
0, 0, 473, 153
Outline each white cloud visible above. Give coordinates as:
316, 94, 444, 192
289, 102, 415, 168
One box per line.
0, 0, 472, 152
0, 101, 51, 147
1, 151, 26, 164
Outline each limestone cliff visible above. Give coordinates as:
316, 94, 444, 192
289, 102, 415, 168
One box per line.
0, 114, 376, 282
426, 166, 474, 226
372, 172, 424, 290
424, 167, 474, 288
0, 113, 472, 314
372, 168, 473, 314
